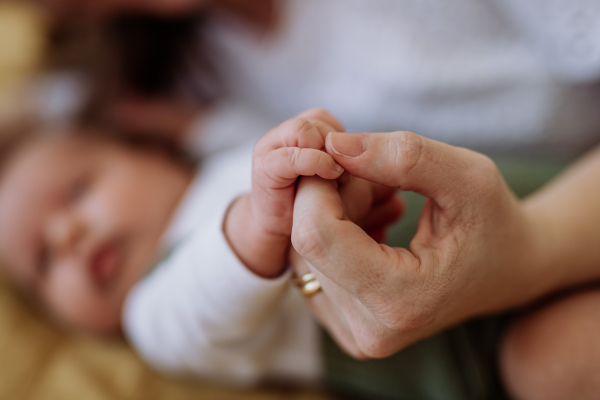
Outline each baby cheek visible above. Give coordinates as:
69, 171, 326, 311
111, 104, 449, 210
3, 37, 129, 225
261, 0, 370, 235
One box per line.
103, 177, 147, 218
78, 182, 136, 231
107, 182, 167, 236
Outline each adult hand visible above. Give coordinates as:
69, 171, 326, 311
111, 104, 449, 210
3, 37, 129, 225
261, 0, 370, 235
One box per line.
290, 172, 404, 357
291, 131, 549, 358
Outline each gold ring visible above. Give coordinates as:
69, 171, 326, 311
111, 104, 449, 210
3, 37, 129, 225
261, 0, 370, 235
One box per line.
293, 272, 316, 286
301, 279, 321, 296
293, 272, 322, 297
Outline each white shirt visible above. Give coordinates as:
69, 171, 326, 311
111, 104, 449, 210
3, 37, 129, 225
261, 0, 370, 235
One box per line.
202, 0, 600, 156
123, 145, 322, 385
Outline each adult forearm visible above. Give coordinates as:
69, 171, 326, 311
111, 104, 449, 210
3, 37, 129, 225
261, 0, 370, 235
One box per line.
523, 144, 600, 296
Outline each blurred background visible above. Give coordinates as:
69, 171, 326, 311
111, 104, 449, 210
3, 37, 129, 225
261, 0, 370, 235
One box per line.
0, 2, 331, 399
1, 0, 599, 399
0, 1, 44, 129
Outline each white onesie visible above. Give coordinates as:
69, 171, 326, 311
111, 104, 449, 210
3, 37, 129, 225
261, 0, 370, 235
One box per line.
122, 145, 322, 385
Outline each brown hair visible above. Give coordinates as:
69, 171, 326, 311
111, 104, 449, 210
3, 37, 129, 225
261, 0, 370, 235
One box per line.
0, 119, 197, 190
45, 12, 213, 104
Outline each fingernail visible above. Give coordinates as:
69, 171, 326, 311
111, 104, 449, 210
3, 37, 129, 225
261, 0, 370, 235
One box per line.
328, 132, 366, 158
333, 163, 344, 173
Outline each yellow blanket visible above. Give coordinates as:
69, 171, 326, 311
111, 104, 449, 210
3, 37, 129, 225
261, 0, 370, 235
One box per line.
0, 276, 335, 400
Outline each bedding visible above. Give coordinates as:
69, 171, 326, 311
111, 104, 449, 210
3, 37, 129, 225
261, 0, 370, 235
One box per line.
0, 276, 335, 400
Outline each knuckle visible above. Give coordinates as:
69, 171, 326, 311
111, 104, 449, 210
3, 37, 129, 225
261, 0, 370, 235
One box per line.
465, 151, 503, 195
473, 152, 499, 179
306, 107, 332, 122
291, 213, 326, 260
291, 117, 314, 137
278, 117, 312, 139
390, 131, 425, 178
317, 150, 332, 168
286, 147, 302, 167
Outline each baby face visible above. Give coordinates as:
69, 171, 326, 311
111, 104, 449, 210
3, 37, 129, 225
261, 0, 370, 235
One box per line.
0, 134, 191, 334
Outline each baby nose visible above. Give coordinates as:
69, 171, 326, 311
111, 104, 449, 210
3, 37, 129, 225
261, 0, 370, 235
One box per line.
44, 212, 86, 256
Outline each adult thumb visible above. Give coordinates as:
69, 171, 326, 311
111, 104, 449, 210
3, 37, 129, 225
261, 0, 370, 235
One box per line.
325, 130, 493, 205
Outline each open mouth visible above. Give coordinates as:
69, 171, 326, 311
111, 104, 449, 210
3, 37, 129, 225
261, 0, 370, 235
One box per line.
89, 241, 121, 288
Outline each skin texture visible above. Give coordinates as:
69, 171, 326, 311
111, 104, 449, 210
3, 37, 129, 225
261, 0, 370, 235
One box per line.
225, 108, 403, 278
0, 134, 192, 335
290, 130, 600, 398
493, 144, 600, 399
291, 131, 541, 357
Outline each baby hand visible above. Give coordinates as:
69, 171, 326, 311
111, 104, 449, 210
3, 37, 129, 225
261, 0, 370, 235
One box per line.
225, 108, 345, 277
251, 108, 345, 237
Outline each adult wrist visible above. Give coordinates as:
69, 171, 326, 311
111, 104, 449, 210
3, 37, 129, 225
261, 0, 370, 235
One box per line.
517, 200, 564, 303
469, 201, 557, 319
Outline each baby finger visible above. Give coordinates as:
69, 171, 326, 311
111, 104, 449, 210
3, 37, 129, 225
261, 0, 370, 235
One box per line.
261, 147, 345, 187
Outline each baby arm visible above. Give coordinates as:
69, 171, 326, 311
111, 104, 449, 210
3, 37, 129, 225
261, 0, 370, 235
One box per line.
224, 109, 345, 278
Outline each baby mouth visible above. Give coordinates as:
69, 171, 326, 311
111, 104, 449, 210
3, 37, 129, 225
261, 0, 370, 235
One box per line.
90, 241, 120, 288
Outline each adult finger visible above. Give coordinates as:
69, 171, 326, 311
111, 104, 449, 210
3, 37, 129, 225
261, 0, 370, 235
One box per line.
292, 176, 417, 299
325, 130, 496, 208
289, 250, 366, 358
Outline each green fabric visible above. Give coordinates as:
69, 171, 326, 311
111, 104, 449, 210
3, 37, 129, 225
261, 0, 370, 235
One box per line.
323, 156, 572, 400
